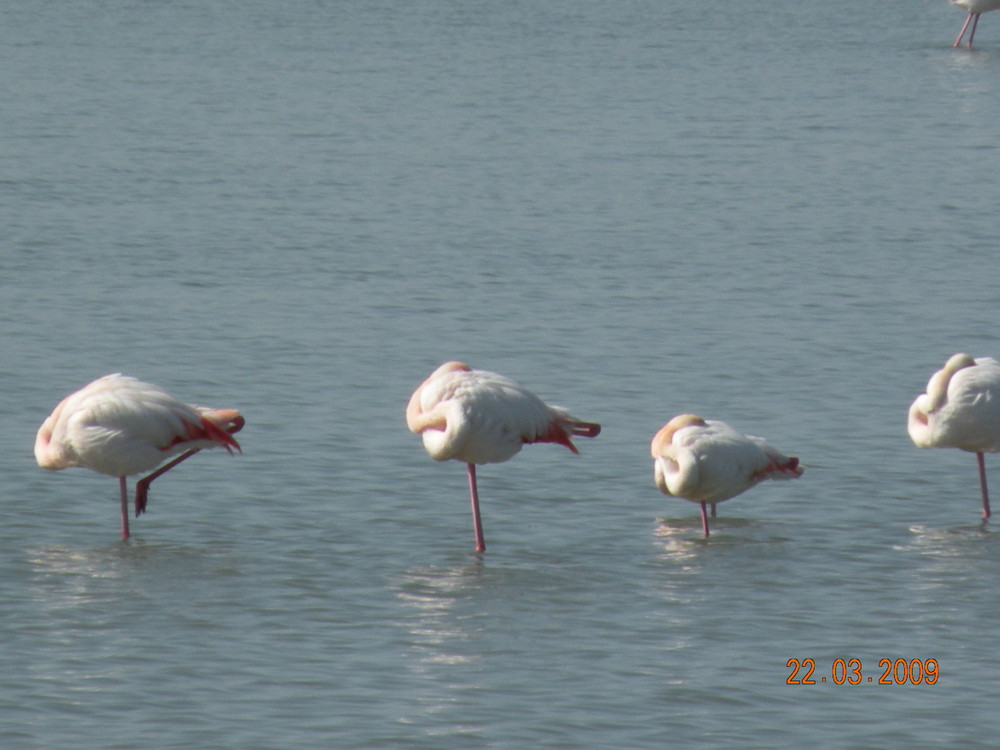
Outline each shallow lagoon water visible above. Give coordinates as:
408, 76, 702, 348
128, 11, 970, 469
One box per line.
3, 1, 1000, 747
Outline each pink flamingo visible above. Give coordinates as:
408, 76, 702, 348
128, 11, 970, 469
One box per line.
950, 0, 1000, 48
651, 414, 803, 538
407, 361, 600, 552
35, 374, 244, 539
908, 353, 1000, 521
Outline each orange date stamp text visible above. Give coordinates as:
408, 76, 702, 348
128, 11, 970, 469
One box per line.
786, 658, 939, 685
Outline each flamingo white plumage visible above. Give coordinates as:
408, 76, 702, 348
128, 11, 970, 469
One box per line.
950, 0, 1000, 48
407, 361, 601, 552
908, 353, 1000, 521
651, 414, 803, 538
35, 374, 244, 539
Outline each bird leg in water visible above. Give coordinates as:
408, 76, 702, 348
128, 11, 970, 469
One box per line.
968, 14, 982, 48
955, 14, 973, 47
978, 452, 991, 520
120, 476, 131, 540
955, 13, 983, 48
700, 501, 710, 538
134, 416, 245, 517
467, 463, 486, 553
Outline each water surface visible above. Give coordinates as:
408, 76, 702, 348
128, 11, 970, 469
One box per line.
3, 1, 1000, 747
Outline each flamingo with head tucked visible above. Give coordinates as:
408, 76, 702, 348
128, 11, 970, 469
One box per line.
651, 414, 803, 538
908, 353, 1000, 521
35, 374, 244, 539
407, 361, 600, 552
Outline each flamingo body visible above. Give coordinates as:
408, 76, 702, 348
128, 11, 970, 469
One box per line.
651, 414, 803, 537
908, 353, 1000, 519
950, 0, 1000, 47
35, 374, 243, 538
407, 361, 600, 551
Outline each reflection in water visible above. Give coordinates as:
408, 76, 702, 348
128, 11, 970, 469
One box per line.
899, 523, 992, 556
651, 519, 706, 562
26, 544, 132, 615
889, 524, 999, 616
24, 541, 236, 624
935, 47, 1000, 116
392, 561, 488, 736
18, 545, 144, 690
27, 545, 126, 579
27, 540, 229, 580
885, 524, 1000, 643
395, 561, 484, 669
650, 515, 762, 560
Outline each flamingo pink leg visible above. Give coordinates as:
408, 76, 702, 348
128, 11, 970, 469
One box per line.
969, 14, 982, 47
119, 476, 131, 540
710, 503, 717, 518
977, 452, 991, 520
955, 13, 980, 48
700, 501, 710, 538
467, 463, 486, 553
954, 14, 973, 46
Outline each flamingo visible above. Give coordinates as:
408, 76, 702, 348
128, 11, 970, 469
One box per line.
908, 353, 1000, 521
35, 374, 244, 539
406, 361, 601, 552
650, 414, 803, 538
950, 0, 1000, 48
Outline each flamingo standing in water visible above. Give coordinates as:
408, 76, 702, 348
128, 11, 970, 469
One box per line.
650, 414, 803, 538
950, 0, 1000, 48
908, 353, 1000, 521
406, 361, 601, 552
35, 374, 244, 539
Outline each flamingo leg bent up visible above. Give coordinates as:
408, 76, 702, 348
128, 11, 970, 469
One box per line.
134, 415, 246, 519
134, 449, 200, 517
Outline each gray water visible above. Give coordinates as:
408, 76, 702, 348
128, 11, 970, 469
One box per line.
3, 1, 1000, 747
